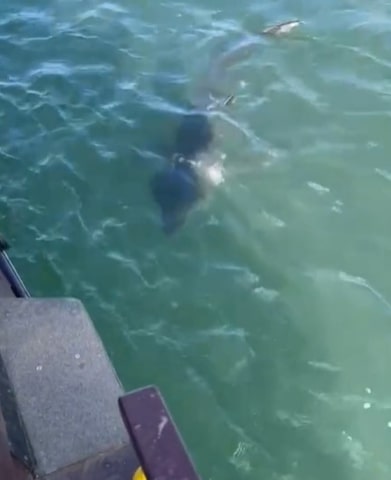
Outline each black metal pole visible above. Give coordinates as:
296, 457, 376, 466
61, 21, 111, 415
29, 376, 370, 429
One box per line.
0, 237, 30, 298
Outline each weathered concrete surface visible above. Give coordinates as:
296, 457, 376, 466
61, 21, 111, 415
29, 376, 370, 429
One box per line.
0, 403, 16, 480
0, 349, 36, 472
0, 299, 129, 477
1, 404, 33, 480
0, 267, 13, 296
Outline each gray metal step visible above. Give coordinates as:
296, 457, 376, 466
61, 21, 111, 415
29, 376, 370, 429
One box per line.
0, 298, 130, 477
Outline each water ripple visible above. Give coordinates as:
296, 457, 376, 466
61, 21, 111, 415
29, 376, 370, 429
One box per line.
2, 1, 391, 478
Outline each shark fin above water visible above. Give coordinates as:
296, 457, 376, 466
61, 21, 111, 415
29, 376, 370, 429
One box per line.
198, 19, 302, 109
262, 19, 301, 36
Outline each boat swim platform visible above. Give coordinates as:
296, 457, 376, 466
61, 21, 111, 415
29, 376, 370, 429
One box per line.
0, 241, 201, 480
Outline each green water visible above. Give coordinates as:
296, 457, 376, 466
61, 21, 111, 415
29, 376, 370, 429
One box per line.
2, 0, 391, 478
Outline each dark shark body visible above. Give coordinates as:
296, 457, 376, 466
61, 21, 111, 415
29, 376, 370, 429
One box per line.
150, 19, 300, 234
151, 106, 213, 234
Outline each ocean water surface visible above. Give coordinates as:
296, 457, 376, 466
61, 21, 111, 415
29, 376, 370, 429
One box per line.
1, 1, 391, 479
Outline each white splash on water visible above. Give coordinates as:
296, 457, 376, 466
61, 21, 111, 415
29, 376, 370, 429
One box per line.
307, 181, 330, 194
375, 168, 391, 182
253, 286, 279, 302
338, 271, 391, 315
341, 430, 366, 469
195, 159, 225, 186
205, 163, 225, 185
332, 199, 344, 213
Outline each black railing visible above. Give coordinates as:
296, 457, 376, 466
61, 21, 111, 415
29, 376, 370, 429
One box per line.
0, 236, 30, 298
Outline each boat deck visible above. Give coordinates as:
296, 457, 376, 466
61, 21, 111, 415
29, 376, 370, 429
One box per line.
0, 247, 200, 480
